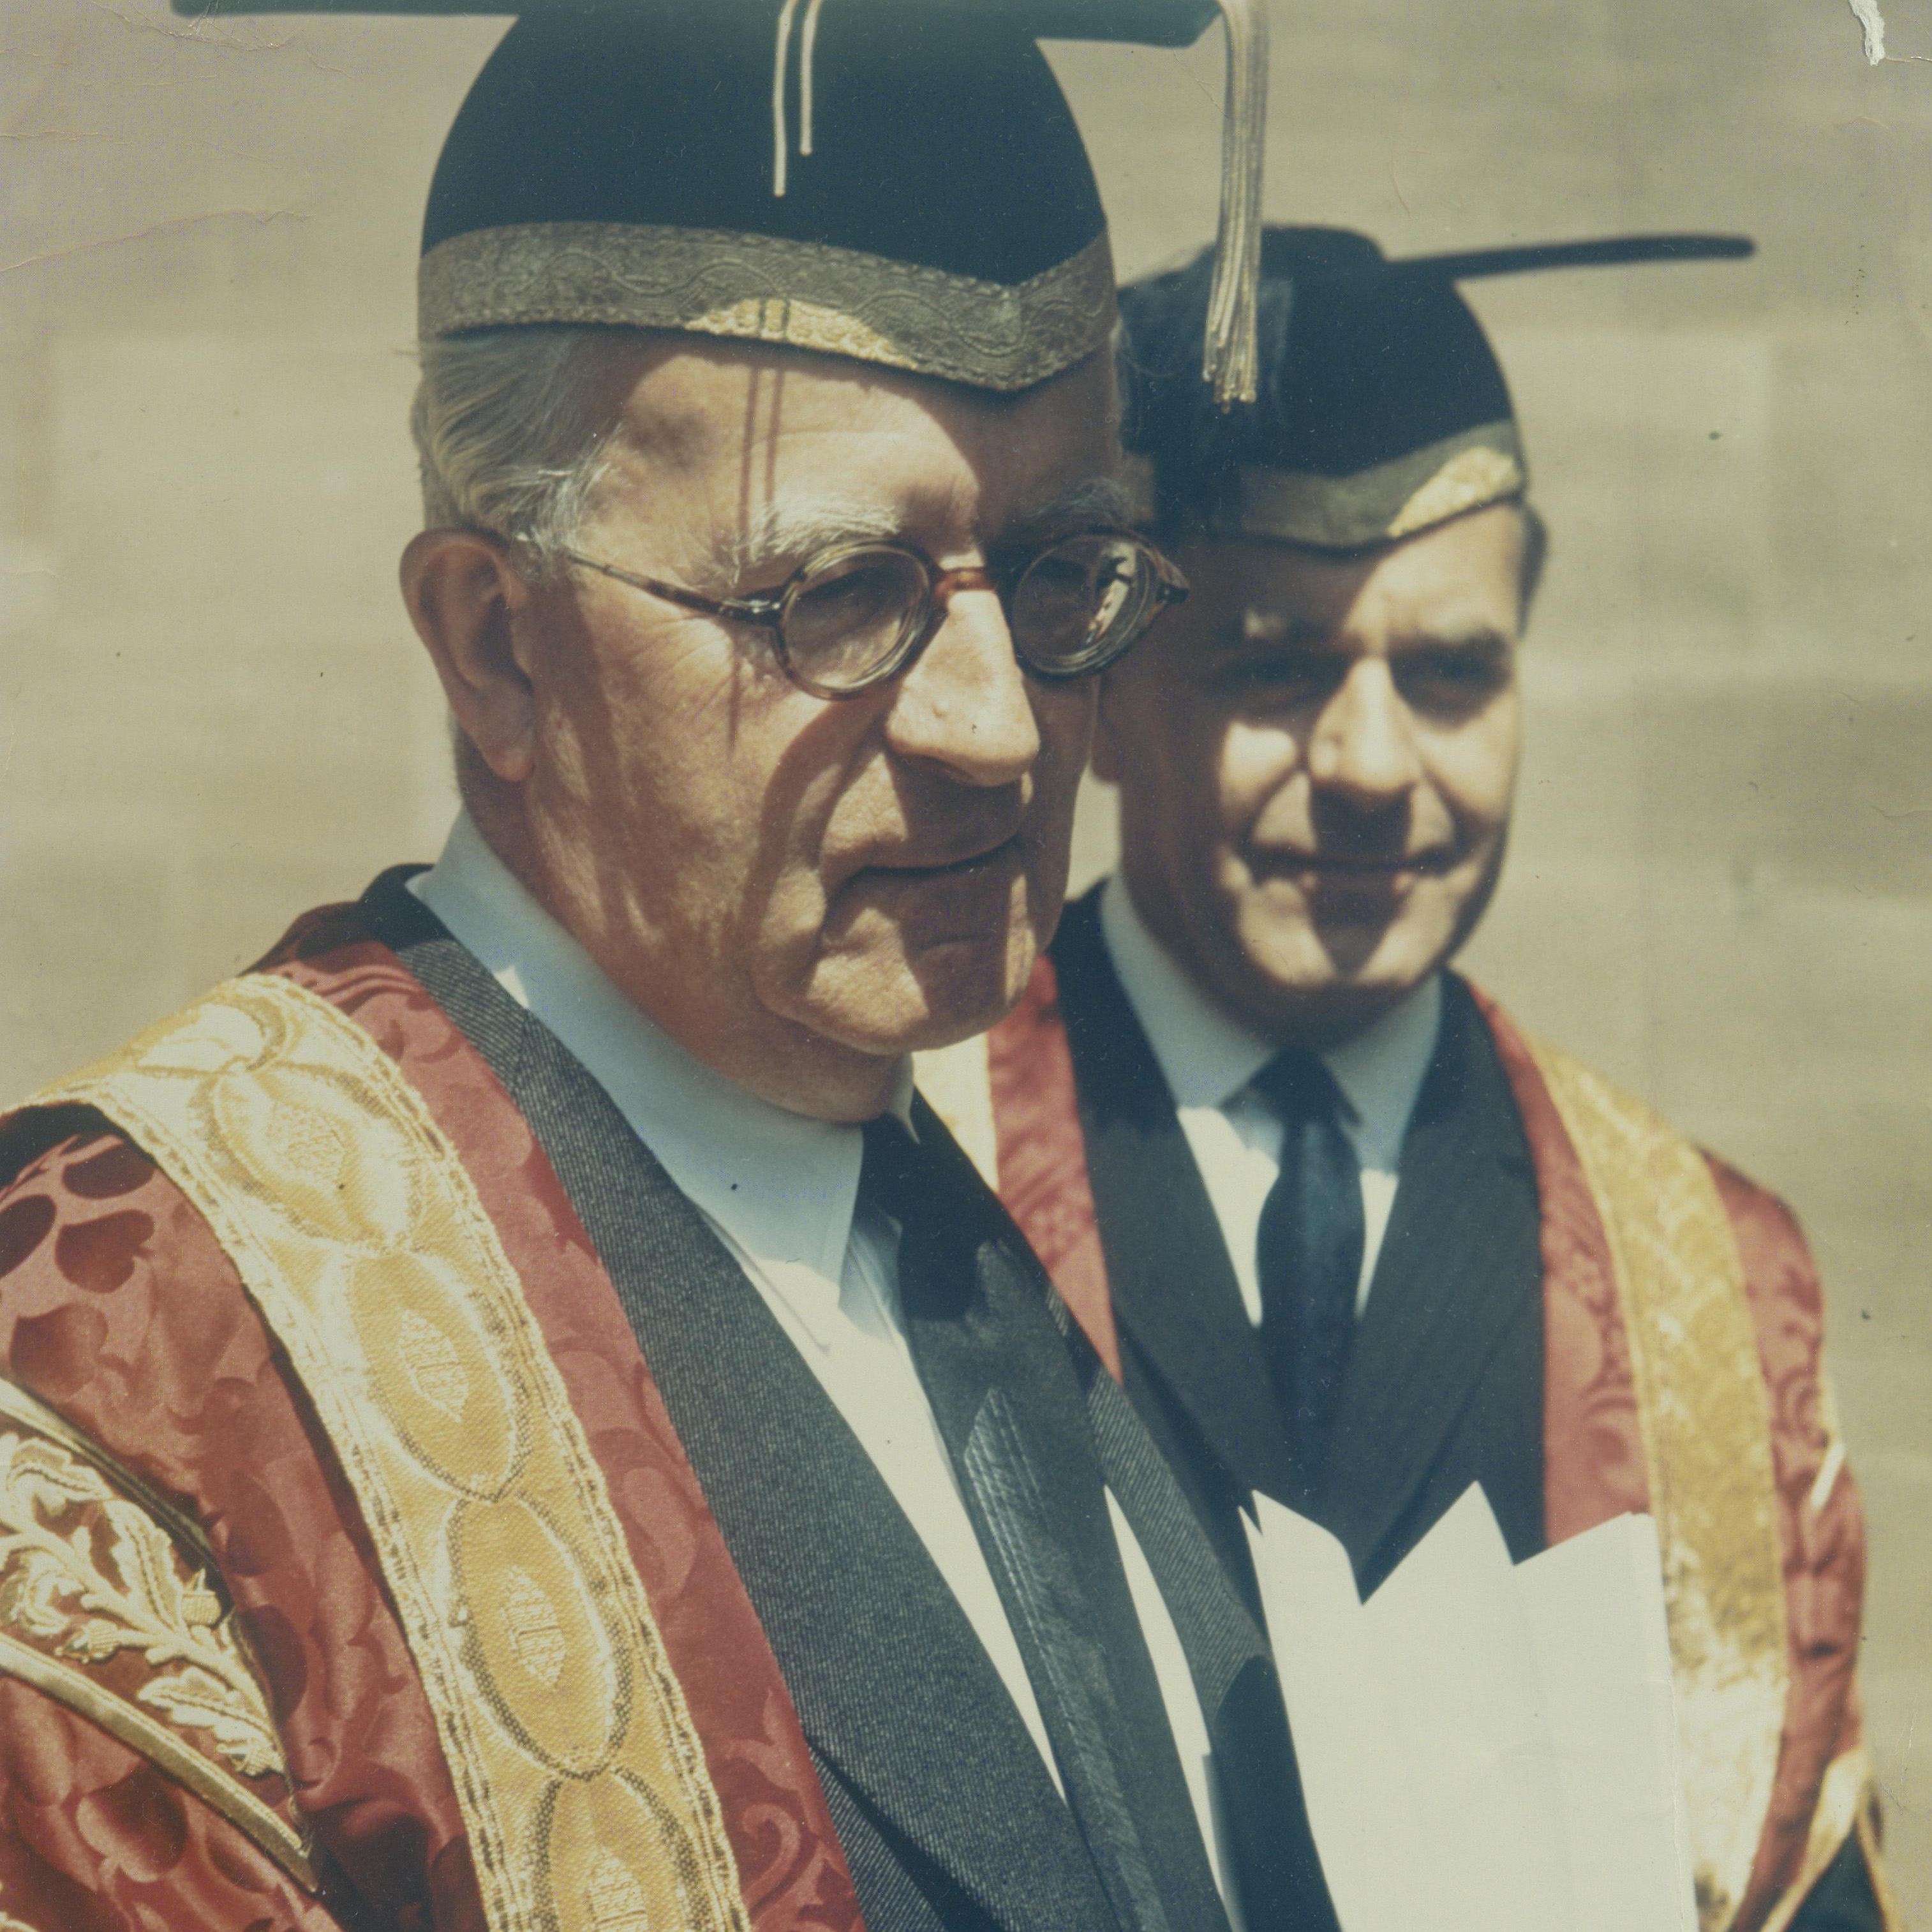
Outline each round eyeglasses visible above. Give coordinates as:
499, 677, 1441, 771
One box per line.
554, 530, 1189, 700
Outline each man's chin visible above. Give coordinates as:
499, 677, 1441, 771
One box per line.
794, 931, 1037, 1059
1221, 910, 1453, 1043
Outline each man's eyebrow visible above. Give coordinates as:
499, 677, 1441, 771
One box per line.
1388, 622, 1515, 654
999, 475, 1134, 540
709, 476, 1133, 589
1221, 613, 1516, 652
713, 499, 906, 586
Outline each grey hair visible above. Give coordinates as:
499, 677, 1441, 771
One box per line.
410, 327, 622, 569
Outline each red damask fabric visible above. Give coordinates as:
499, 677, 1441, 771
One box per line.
985, 955, 1121, 1379
1469, 993, 1653, 1543
0, 1677, 343, 1932
1713, 1161, 1869, 1929
1469, 995, 1871, 1930
267, 906, 866, 1932
984, 962, 1873, 1932
0, 901, 865, 1931
0, 1115, 475, 1932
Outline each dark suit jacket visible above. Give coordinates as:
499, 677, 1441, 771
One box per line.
1050, 888, 1543, 1598
362, 872, 1328, 1932
1046, 884, 1885, 1931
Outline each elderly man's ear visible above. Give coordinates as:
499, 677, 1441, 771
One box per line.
401, 529, 541, 785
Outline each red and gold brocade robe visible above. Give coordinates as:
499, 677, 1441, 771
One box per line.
0, 912, 870, 1932
916, 933, 1895, 1932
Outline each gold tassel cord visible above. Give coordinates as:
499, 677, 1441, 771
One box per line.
769, 0, 1263, 401
1203, 0, 1270, 408
800, 0, 828, 156
771, 0, 805, 197
772, 0, 829, 195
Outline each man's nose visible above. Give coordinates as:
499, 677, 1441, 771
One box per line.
1305, 659, 1423, 802
881, 582, 1041, 786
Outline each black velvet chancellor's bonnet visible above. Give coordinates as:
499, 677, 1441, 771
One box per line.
175, 0, 1275, 401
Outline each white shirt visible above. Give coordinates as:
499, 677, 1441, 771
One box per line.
1098, 875, 1441, 1325
411, 815, 1243, 1921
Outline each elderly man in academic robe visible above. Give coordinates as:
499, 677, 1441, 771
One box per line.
0, 6, 1328, 1931
919, 226, 1896, 1932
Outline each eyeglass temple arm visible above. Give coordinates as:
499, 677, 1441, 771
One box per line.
555, 550, 784, 627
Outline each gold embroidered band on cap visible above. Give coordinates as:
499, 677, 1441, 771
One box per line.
421, 223, 1118, 392
1527, 1041, 1789, 1932
39, 978, 752, 1932
1193, 421, 1526, 549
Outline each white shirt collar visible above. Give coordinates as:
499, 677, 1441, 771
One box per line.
409, 812, 913, 1312
1097, 873, 1440, 1171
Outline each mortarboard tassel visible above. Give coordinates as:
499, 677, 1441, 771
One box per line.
1202, 0, 1270, 408
800, 0, 827, 156
772, 0, 829, 195
771, 0, 804, 196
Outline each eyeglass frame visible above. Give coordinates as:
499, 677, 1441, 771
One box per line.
550, 528, 1189, 701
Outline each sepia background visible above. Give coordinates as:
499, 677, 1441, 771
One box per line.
3, 0, 1929, 1908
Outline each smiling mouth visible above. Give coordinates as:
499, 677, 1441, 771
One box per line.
1261, 851, 1451, 879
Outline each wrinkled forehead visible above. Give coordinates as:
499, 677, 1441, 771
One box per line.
596, 337, 1125, 540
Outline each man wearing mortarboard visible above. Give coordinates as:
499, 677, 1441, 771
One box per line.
0, 5, 1332, 1930
919, 227, 1898, 1932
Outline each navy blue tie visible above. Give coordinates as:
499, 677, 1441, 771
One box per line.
1251, 1052, 1364, 1499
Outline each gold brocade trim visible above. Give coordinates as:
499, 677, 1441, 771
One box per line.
0, 1381, 315, 1887
1527, 1042, 1789, 1932
420, 223, 1118, 393
0, 1374, 214, 1567
1212, 422, 1526, 550
38, 977, 750, 1932
1386, 443, 1526, 540
1757, 1748, 1880, 1932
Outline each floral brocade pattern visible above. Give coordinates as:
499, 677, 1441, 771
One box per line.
36, 974, 755, 1932
267, 915, 867, 1932
1480, 992, 1878, 1932
0, 1131, 383, 1932
0, 1377, 308, 1873
969, 967, 1872, 1932
0, 902, 868, 1931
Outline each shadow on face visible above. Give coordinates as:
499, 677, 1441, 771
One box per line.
423, 336, 1124, 1118
1095, 501, 1531, 1048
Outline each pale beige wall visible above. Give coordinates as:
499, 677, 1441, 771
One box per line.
3, 0, 1928, 1909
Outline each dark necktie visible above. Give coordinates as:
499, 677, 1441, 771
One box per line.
1251, 1051, 1364, 1499
860, 1111, 1229, 1932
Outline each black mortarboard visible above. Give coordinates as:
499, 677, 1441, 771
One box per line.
1120, 225, 1755, 549
174, 0, 1273, 401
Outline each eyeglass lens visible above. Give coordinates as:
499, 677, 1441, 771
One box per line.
780, 549, 933, 693
1010, 534, 1155, 678
779, 534, 1164, 694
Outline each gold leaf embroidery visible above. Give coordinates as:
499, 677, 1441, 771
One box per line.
139, 1663, 285, 1780
41, 976, 751, 1932
0, 1423, 286, 1787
